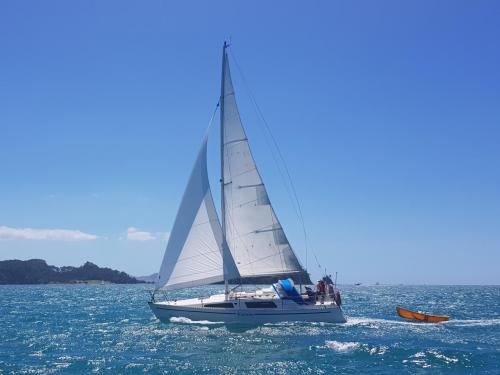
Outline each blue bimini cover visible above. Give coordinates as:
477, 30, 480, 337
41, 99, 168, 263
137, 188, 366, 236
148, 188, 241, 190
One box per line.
277, 278, 305, 305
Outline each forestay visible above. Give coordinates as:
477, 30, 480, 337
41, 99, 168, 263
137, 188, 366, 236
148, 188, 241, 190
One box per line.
221, 49, 305, 278
156, 137, 239, 290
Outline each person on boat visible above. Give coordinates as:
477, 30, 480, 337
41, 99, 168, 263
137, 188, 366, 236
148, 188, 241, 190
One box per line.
334, 290, 342, 306
316, 280, 323, 295
316, 280, 326, 303
319, 274, 335, 300
323, 274, 333, 285
304, 286, 316, 302
327, 282, 335, 297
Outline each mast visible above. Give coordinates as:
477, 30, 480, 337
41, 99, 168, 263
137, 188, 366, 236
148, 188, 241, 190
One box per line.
220, 41, 229, 299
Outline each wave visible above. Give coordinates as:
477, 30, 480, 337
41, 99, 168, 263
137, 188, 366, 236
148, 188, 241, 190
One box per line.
325, 340, 360, 352
324, 340, 389, 356
403, 349, 460, 367
169, 316, 224, 325
428, 349, 459, 364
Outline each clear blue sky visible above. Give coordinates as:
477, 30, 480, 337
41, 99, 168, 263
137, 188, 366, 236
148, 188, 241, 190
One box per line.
1, 1, 499, 284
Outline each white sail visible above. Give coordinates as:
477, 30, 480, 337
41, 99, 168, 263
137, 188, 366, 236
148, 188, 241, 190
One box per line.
220, 49, 305, 278
156, 136, 239, 290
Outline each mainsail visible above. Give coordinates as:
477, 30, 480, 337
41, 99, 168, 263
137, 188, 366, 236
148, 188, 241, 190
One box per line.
156, 136, 239, 290
220, 44, 308, 280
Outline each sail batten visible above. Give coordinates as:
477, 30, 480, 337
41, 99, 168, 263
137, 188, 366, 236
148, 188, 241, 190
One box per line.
220, 48, 307, 279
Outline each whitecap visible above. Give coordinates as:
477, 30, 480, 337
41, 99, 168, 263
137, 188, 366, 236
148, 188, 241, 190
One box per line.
411, 351, 426, 358
53, 362, 71, 369
325, 340, 360, 352
405, 352, 432, 368
125, 363, 143, 369
428, 350, 459, 364
378, 346, 388, 355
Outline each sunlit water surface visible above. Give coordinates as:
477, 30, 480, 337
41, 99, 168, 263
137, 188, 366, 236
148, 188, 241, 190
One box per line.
1, 284, 499, 374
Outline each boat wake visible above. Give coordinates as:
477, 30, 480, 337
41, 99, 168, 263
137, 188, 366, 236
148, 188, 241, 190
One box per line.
346, 316, 500, 328
443, 318, 500, 327
345, 317, 425, 327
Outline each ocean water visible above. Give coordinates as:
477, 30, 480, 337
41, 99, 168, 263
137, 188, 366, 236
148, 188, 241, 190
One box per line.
0, 285, 499, 374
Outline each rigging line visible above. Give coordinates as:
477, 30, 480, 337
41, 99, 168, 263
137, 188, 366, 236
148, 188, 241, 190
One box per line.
229, 48, 322, 271
204, 101, 220, 139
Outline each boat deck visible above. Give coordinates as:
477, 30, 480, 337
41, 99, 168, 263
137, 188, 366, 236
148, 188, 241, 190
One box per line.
154, 289, 339, 308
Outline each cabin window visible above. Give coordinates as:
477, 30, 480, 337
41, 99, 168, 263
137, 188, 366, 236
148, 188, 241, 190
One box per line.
245, 301, 277, 308
204, 303, 234, 308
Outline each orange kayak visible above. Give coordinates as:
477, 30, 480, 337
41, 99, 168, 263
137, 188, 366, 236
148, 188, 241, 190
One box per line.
396, 306, 449, 323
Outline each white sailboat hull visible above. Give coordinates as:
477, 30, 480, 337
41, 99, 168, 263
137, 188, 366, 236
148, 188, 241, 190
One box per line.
149, 293, 346, 324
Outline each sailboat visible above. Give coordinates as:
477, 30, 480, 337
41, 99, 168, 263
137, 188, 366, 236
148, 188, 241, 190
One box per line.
148, 42, 346, 324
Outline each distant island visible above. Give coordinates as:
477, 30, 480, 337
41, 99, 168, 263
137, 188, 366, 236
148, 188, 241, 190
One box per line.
0, 259, 145, 285
0, 259, 312, 286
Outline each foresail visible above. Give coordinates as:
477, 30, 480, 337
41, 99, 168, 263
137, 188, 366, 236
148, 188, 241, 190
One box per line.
221, 49, 306, 279
156, 137, 239, 290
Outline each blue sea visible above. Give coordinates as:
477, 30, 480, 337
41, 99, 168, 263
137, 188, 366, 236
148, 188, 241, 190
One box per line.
1, 284, 499, 374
